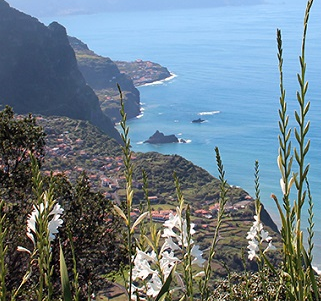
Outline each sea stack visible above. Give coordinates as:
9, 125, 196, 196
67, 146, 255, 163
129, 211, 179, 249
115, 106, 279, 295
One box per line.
144, 130, 179, 144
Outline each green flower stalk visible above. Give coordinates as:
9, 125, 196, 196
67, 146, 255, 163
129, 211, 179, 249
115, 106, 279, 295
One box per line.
247, 162, 276, 264
271, 1, 320, 299
16, 156, 64, 301
200, 147, 229, 301
131, 182, 204, 300
113, 85, 149, 300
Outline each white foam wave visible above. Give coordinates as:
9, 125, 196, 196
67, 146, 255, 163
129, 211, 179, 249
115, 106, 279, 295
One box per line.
137, 141, 144, 145
139, 73, 177, 87
198, 110, 220, 116
179, 138, 192, 144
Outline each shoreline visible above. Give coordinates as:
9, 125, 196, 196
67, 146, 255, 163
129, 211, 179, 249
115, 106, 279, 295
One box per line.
133, 73, 177, 120
136, 72, 177, 87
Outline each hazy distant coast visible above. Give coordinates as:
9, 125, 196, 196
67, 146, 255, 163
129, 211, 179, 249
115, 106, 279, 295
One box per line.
6, 0, 265, 18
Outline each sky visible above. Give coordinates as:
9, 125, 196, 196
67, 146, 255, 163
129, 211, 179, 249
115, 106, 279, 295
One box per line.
5, 0, 267, 18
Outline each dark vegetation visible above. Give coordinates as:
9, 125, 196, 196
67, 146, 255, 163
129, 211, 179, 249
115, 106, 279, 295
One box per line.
0, 106, 282, 299
0, 107, 126, 300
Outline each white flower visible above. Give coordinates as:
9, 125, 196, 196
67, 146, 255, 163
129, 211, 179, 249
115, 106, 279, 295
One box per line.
247, 214, 276, 261
131, 283, 146, 301
132, 204, 203, 299
280, 178, 286, 195
247, 238, 259, 252
180, 220, 195, 247
27, 207, 38, 239
50, 203, 64, 215
48, 213, 64, 241
253, 215, 263, 231
162, 212, 195, 247
260, 229, 272, 243
246, 227, 257, 240
18, 201, 64, 253
132, 259, 155, 280
248, 249, 257, 261
132, 249, 157, 280
162, 227, 180, 241
161, 236, 181, 253
164, 211, 181, 230
146, 274, 163, 298
191, 245, 205, 267
27, 202, 64, 243
17, 246, 32, 254
136, 249, 157, 263
263, 241, 276, 254
159, 251, 179, 277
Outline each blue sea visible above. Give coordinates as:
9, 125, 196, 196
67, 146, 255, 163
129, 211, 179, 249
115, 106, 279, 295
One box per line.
42, 0, 321, 266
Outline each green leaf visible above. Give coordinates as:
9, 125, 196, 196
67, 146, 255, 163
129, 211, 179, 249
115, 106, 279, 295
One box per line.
303, 81, 309, 95
302, 248, 320, 301
60, 243, 73, 301
131, 212, 149, 234
304, 101, 310, 115
294, 111, 301, 125
304, 122, 310, 136
113, 205, 129, 226
155, 265, 176, 301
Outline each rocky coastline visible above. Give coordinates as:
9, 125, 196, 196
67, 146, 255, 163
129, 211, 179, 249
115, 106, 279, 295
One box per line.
69, 37, 174, 123
115, 59, 173, 87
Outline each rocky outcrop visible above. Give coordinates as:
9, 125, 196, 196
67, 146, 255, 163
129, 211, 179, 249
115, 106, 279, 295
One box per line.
0, 1, 122, 143
68, 36, 140, 122
144, 130, 179, 144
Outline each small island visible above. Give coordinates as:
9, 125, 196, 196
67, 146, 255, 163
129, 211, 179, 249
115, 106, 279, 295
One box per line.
144, 130, 179, 144
192, 118, 205, 123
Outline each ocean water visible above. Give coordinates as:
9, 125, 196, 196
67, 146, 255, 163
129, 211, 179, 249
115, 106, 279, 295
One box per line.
42, 0, 321, 266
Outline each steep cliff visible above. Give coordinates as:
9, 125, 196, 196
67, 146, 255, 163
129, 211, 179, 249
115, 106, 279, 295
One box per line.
0, 0, 122, 143
68, 36, 140, 122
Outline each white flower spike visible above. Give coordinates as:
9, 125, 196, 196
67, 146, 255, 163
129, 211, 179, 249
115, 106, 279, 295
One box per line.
18, 201, 64, 253
247, 214, 276, 261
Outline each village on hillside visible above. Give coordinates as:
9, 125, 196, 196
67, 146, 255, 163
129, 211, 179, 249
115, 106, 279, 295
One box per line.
38, 116, 254, 226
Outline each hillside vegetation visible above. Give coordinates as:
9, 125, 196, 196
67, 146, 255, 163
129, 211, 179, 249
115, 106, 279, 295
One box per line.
38, 114, 281, 277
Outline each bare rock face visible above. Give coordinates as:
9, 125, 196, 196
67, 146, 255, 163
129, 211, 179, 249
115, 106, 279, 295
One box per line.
68, 36, 141, 123
0, 0, 122, 143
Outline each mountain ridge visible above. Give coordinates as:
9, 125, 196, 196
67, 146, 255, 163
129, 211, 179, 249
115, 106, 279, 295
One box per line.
68, 36, 141, 122
0, 0, 122, 143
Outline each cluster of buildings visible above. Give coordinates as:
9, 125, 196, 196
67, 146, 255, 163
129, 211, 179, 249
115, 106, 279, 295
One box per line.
39, 117, 131, 196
